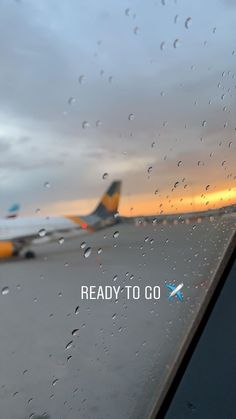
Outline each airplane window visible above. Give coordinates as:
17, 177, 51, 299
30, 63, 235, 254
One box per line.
0, 1, 235, 418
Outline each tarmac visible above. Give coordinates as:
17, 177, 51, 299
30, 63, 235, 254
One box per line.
0, 215, 235, 419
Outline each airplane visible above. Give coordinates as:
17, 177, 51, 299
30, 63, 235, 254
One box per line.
166, 283, 184, 301
6, 203, 20, 219
0, 181, 121, 260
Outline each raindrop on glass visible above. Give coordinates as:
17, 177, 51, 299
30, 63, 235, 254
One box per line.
82, 121, 89, 129
52, 379, 59, 386
68, 97, 76, 105
78, 74, 86, 84
173, 39, 180, 48
38, 228, 46, 237
72, 329, 79, 337
160, 41, 166, 51
65, 341, 73, 350
174, 14, 179, 24
187, 401, 196, 412
1, 287, 9, 296
84, 247, 92, 258
185, 17, 192, 29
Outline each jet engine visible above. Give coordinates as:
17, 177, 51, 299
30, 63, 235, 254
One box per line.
0, 241, 17, 259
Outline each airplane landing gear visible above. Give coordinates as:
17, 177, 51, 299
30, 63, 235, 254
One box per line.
24, 250, 36, 259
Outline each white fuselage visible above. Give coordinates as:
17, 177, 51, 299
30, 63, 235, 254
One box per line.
0, 216, 82, 242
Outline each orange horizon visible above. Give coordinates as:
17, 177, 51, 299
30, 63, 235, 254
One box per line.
22, 187, 236, 217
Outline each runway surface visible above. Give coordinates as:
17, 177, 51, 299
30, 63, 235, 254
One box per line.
0, 215, 235, 419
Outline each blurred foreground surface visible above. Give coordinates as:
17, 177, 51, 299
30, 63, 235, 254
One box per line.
0, 216, 235, 419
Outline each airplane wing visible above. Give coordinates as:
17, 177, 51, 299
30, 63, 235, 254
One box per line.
176, 291, 184, 302
166, 284, 175, 292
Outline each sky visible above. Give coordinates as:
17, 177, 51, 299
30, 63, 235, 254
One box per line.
0, 0, 235, 216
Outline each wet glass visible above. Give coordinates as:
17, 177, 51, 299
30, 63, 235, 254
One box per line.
0, 0, 235, 418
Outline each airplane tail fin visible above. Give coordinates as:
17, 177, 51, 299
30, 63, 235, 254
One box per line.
6, 203, 20, 219
65, 181, 121, 231
92, 181, 121, 219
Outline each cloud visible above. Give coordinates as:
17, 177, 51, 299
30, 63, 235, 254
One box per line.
0, 0, 235, 214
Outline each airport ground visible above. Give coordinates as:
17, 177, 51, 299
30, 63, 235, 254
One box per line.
0, 216, 235, 419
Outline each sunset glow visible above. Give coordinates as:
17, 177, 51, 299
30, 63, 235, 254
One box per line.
31, 186, 236, 218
